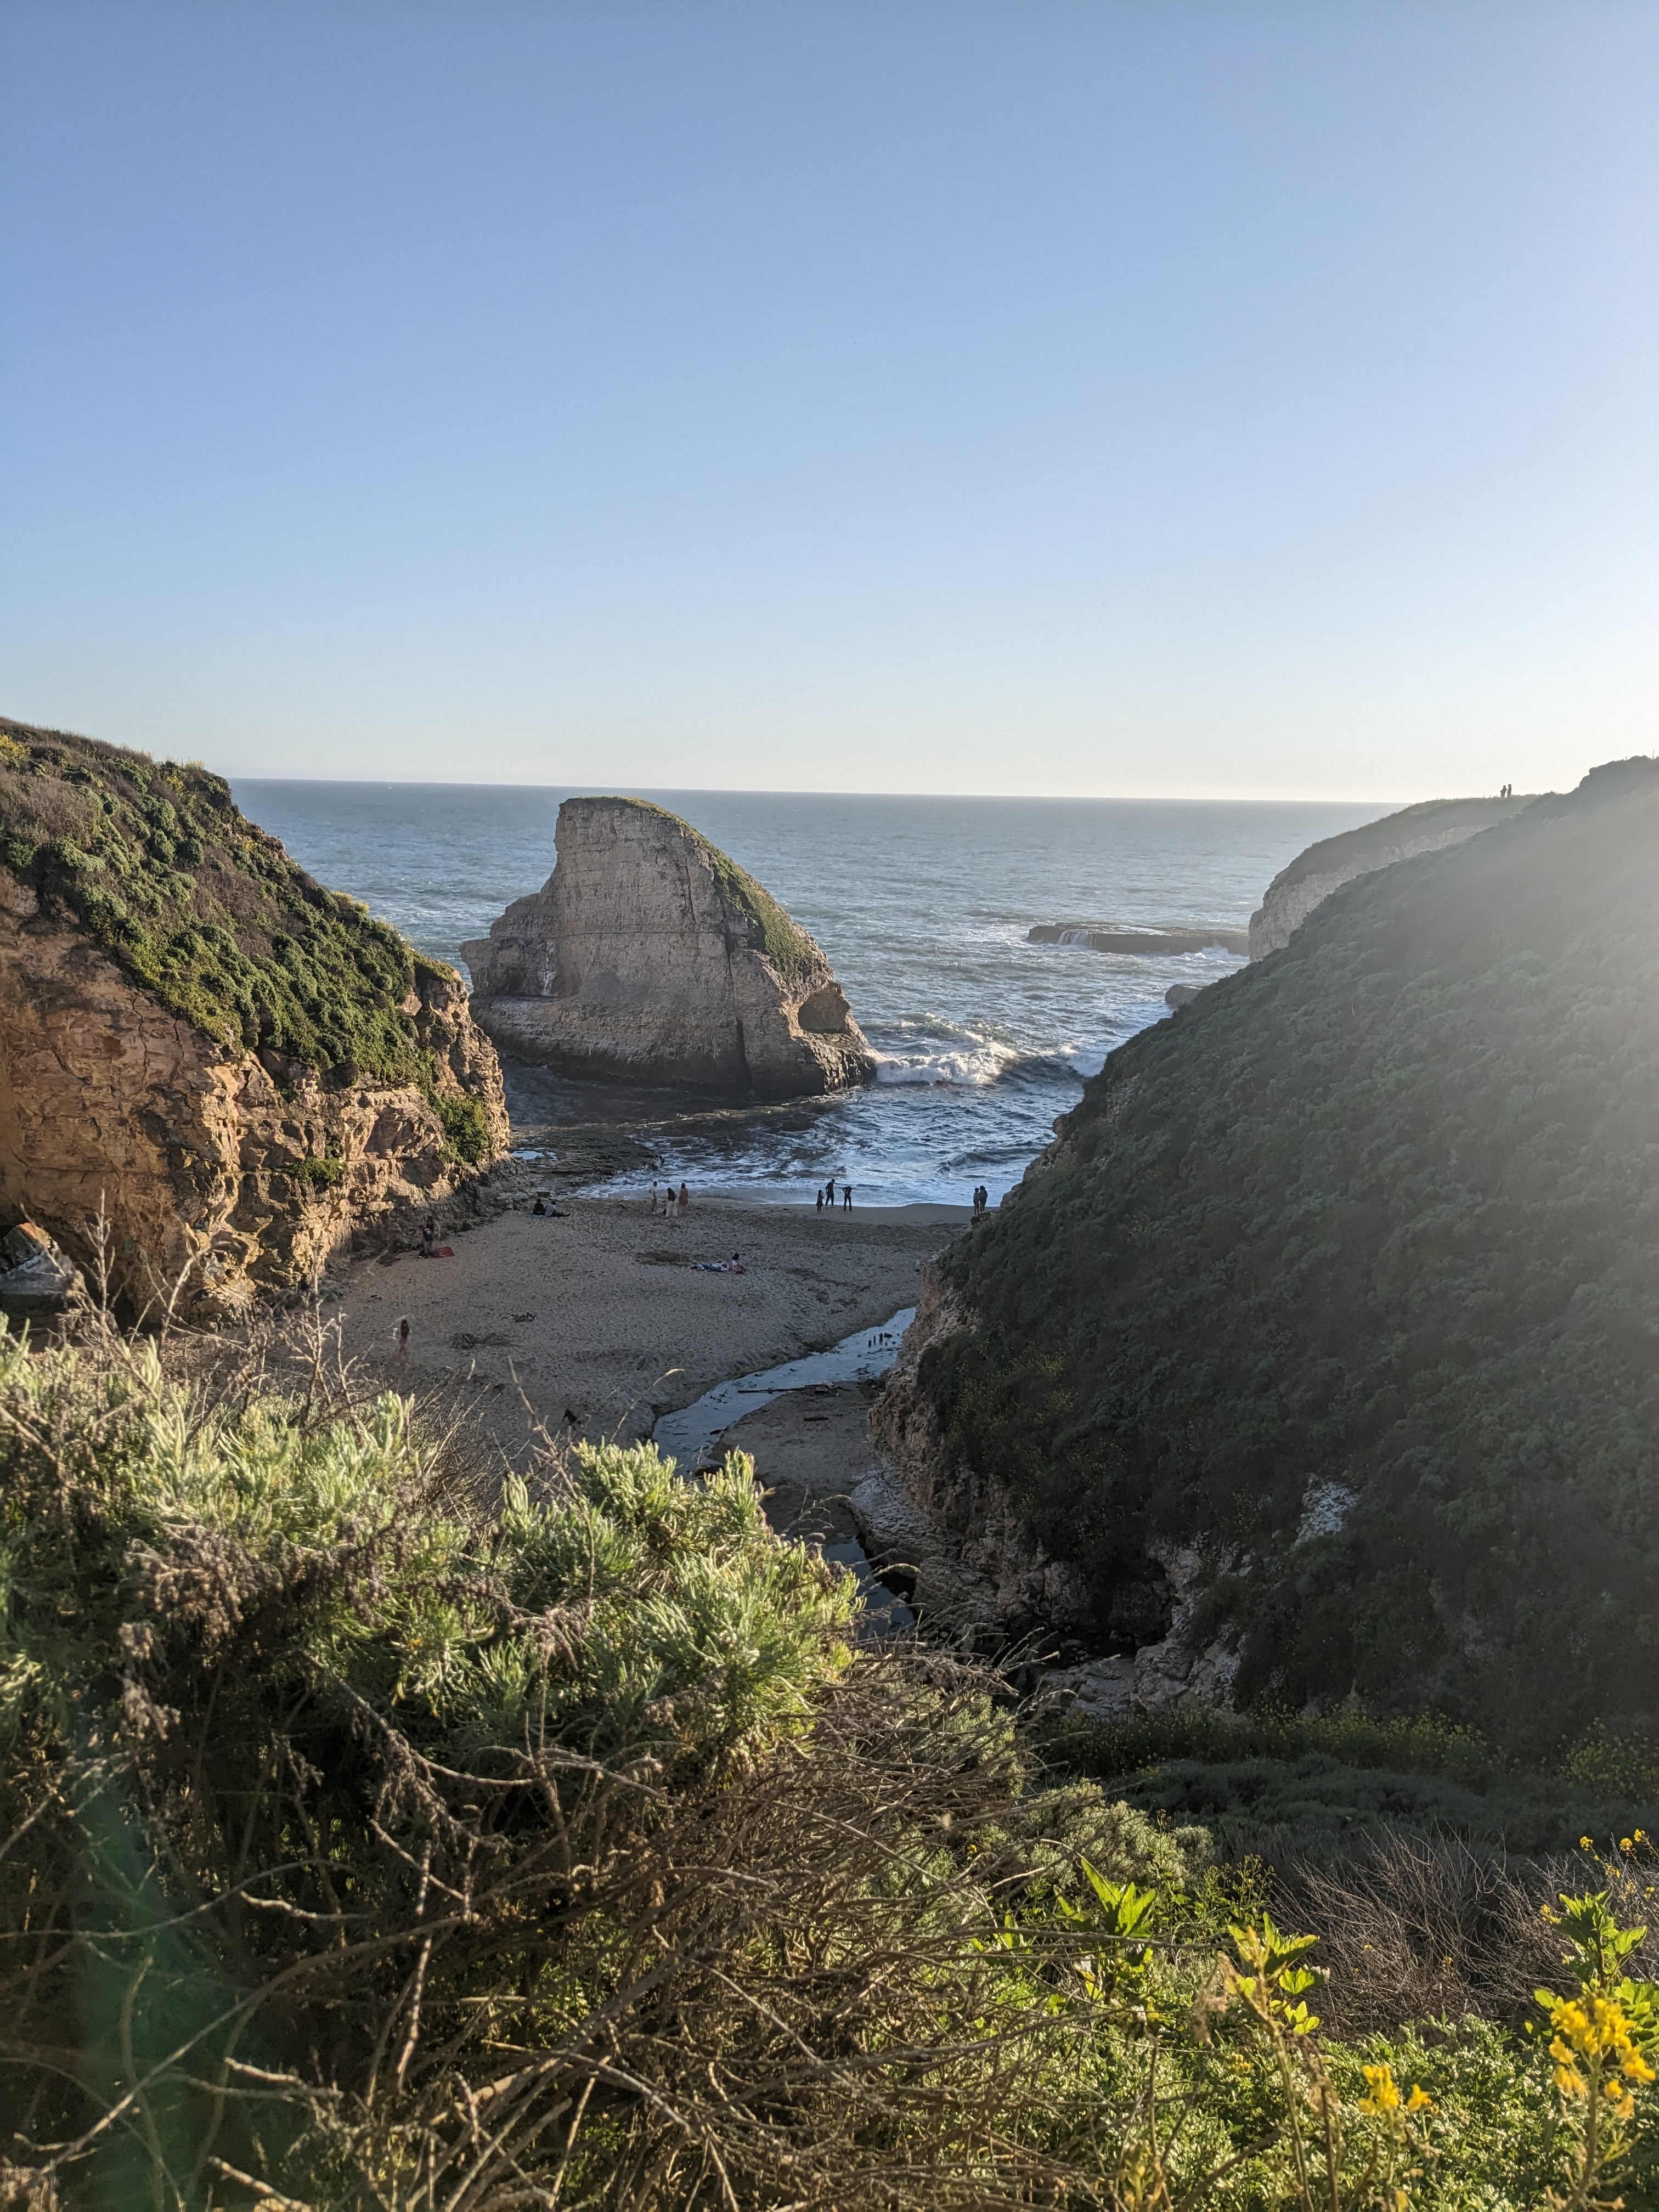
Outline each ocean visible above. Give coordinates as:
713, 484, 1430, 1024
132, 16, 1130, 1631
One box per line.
231, 782, 1385, 1207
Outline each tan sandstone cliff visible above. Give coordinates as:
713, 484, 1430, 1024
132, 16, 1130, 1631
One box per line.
0, 719, 509, 1313
1248, 794, 1537, 958
461, 798, 875, 1098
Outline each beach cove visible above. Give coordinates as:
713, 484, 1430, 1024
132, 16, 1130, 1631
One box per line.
330, 1190, 966, 1469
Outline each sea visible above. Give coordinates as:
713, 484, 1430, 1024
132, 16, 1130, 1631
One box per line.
231, 783, 1385, 1209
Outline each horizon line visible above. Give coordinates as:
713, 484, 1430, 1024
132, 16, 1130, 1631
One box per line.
224, 773, 1477, 808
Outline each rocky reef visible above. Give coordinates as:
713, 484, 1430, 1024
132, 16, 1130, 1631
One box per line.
1029, 923, 1250, 956
462, 797, 875, 1098
0, 718, 509, 1312
869, 760, 1659, 1745
1248, 793, 1536, 957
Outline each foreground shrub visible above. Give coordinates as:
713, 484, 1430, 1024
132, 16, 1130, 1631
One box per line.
1, 1324, 1657, 2208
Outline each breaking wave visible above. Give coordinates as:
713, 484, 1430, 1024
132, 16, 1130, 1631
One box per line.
870, 1039, 1023, 1087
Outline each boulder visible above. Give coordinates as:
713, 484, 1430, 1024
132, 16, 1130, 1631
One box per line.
461, 798, 875, 1098
0, 1221, 80, 1318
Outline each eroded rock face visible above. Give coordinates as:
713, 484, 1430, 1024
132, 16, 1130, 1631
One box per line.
461, 798, 875, 1098
864, 1262, 1100, 1640
1248, 795, 1536, 958
0, 867, 508, 1313
865, 1260, 1243, 1710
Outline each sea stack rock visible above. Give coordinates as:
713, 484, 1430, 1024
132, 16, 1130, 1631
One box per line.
0, 717, 509, 1312
1248, 793, 1537, 958
461, 798, 876, 1098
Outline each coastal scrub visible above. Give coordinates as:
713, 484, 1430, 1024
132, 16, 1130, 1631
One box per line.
919, 758, 1659, 1747
2, 1318, 1656, 2207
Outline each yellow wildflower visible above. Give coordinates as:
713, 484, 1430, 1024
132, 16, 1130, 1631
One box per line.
1358, 2063, 1432, 2120
1542, 1991, 1655, 2119
1359, 2063, 1402, 2113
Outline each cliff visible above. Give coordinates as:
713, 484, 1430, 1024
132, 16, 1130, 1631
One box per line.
877, 758, 1659, 1747
461, 798, 876, 1098
0, 718, 509, 1312
1247, 794, 1538, 957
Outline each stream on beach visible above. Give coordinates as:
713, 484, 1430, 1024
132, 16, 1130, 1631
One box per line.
653, 1308, 919, 1634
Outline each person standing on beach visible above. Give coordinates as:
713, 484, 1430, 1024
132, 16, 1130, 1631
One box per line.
678, 1180, 690, 1215
816, 1187, 823, 1214
843, 1182, 853, 1210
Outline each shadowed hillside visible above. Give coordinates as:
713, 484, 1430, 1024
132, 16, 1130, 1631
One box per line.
916, 759, 1659, 1748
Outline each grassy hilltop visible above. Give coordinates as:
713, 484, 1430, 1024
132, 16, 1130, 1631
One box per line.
922, 758, 1659, 1750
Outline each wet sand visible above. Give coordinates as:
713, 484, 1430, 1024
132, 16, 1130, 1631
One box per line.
717, 1380, 885, 1547
329, 1193, 963, 1458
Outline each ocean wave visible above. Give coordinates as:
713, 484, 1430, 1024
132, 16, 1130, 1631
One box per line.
870, 1038, 1024, 1087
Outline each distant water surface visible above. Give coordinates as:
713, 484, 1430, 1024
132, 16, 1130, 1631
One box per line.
232, 782, 1385, 1205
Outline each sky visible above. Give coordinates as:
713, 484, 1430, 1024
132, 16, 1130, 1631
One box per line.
2, 1, 1656, 800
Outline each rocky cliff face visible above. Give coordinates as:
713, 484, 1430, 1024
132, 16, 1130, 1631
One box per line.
461, 798, 875, 1098
864, 1262, 1096, 1639
1248, 794, 1537, 957
0, 719, 509, 1312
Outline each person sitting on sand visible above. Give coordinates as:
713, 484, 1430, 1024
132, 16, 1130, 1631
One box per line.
726, 1252, 744, 1273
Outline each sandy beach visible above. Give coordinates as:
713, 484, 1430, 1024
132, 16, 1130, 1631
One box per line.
331, 1191, 965, 1460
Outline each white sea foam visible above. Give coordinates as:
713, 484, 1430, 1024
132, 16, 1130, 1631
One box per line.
871, 1039, 1022, 1087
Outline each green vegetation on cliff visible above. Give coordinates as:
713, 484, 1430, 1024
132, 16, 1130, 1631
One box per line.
608, 794, 820, 984
0, 718, 490, 1142
923, 760, 1659, 1749
1263, 792, 1536, 891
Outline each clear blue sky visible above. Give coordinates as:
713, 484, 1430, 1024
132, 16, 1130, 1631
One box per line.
2, 1, 1655, 798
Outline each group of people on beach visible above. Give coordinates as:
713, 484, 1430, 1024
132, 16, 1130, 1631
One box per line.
816, 1177, 853, 1213
646, 1180, 691, 1217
